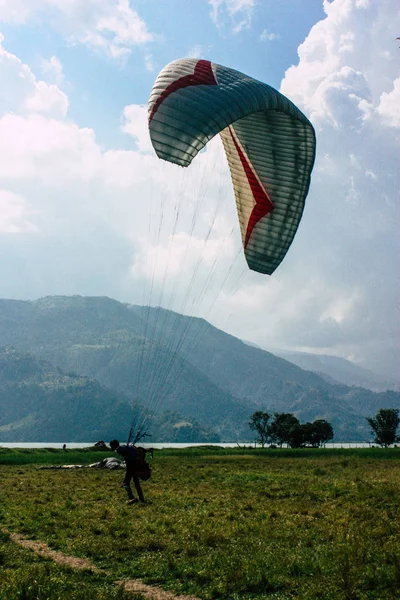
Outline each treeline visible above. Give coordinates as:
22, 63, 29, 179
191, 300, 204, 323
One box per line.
249, 408, 400, 448
249, 412, 333, 448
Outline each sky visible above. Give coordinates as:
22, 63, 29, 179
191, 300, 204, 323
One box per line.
0, 0, 399, 379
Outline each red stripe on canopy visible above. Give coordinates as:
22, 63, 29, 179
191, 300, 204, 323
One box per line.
228, 126, 275, 248
149, 60, 217, 123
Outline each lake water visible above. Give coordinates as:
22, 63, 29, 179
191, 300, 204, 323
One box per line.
0, 442, 373, 449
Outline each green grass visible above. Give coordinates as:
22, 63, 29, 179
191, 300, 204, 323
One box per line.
1, 448, 400, 599
0, 530, 144, 600
2, 445, 398, 466
0, 446, 111, 466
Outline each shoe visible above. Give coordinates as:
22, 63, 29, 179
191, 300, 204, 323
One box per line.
126, 498, 138, 505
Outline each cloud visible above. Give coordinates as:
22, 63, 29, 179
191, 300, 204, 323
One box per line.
121, 104, 153, 153
132, 230, 236, 286
0, 0, 154, 59
209, 0, 255, 32
144, 53, 154, 72
0, 37, 97, 184
377, 77, 400, 127
186, 45, 204, 59
41, 56, 64, 85
0, 190, 38, 233
260, 30, 280, 42
0, 1, 399, 381
228, 0, 400, 377
0, 33, 68, 119
24, 81, 69, 117
0, 34, 237, 317
280, 0, 399, 121
0, 113, 101, 183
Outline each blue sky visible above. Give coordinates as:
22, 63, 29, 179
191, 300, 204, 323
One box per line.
0, 0, 325, 147
0, 0, 399, 379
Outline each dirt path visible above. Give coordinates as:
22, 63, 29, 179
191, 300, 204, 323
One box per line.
3, 528, 201, 600
116, 579, 201, 600
7, 531, 100, 571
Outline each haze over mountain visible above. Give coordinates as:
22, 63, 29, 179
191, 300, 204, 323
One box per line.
0, 296, 398, 442
0, 347, 133, 442
268, 351, 400, 393
0, 347, 222, 443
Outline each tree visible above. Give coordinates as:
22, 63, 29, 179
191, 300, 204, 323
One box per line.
268, 415, 334, 448
300, 422, 315, 447
367, 408, 400, 447
249, 411, 271, 447
287, 422, 306, 448
269, 413, 300, 447
308, 419, 334, 447
249, 410, 334, 449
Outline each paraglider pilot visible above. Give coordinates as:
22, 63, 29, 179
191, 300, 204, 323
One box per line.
109, 440, 152, 504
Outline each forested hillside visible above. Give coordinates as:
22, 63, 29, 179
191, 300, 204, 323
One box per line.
0, 347, 133, 441
0, 348, 223, 442
0, 296, 398, 442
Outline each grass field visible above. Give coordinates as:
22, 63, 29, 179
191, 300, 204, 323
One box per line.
1, 447, 399, 599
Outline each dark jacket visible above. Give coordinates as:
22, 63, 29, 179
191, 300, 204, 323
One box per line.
116, 444, 138, 466
117, 445, 151, 480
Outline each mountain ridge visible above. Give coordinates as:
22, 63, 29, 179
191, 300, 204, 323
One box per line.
0, 295, 398, 441
273, 349, 400, 392
0, 347, 223, 443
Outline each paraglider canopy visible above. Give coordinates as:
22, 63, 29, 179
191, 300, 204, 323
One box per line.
148, 58, 316, 275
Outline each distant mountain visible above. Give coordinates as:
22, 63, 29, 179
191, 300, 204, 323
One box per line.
0, 347, 133, 442
135, 307, 398, 441
273, 350, 400, 392
0, 295, 398, 442
0, 348, 221, 443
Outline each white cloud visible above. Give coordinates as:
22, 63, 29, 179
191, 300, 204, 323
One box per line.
260, 30, 280, 42
0, 2, 399, 380
186, 45, 204, 59
0, 113, 100, 183
41, 56, 64, 85
307, 66, 370, 128
225, 0, 400, 377
209, 0, 255, 32
320, 290, 361, 324
377, 77, 400, 127
0, 0, 154, 59
0, 190, 37, 233
0, 39, 97, 183
0, 35, 68, 119
132, 231, 235, 283
144, 53, 154, 72
0, 34, 238, 316
281, 0, 399, 116
24, 81, 68, 117
121, 104, 153, 153
0, 0, 33, 23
